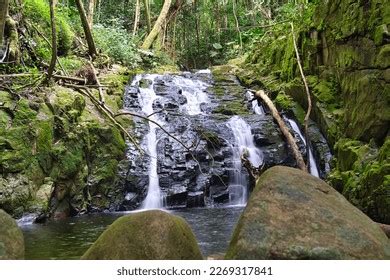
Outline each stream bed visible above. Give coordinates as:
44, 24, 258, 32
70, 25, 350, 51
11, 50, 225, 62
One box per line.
20, 207, 243, 259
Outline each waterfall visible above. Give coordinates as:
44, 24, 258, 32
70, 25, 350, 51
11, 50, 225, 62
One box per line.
131, 73, 210, 209
285, 117, 319, 177
227, 116, 263, 205
246, 91, 265, 115
173, 76, 209, 115
134, 74, 164, 209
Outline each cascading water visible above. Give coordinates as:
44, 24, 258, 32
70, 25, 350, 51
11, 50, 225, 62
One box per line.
172, 76, 209, 115
130, 73, 211, 209
246, 91, 265, 115
133, 74, 164, 209
285, 117, 319, 177
227, 116, 263, 205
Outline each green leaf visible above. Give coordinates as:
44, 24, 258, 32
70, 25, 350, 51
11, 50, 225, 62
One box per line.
212, 43, 223, 50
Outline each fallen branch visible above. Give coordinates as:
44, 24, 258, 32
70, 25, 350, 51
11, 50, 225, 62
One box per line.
291, 22, 312, 172
254, 89, 307, 171
62, 83, 110, 89
0, 73, 42, 78
241, 151, 265, 181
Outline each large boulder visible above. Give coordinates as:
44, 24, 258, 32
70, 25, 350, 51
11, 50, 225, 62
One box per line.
0, 210, 24, 260
225, 166, 390, 260
81, 210, 203, 260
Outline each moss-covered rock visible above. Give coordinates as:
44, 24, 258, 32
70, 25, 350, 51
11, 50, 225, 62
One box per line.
329, 137, 390, 223
81, 210, 203, 260
0, 68, 130, 218
0, 210, 24, 260
225, 166, 390, 260
235, 0, 390, 224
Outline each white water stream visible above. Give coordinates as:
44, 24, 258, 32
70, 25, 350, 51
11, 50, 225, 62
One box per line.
228, 116, 263, 205
134, 73, 210, 209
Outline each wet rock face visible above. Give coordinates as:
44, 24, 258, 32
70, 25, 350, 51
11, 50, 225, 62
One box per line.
120, 72, 329, 209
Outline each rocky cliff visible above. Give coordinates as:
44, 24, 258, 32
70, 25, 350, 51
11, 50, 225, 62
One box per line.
236, 0, 389, 223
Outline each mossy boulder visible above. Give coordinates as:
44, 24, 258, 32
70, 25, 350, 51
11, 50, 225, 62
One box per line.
329, 137, 390, 223
0, 210, 24, 260
81, 210, 203, 260
225, 166, 390, 260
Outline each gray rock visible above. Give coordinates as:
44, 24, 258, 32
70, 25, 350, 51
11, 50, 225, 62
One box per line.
225, 166, 390, 260
0, 210, 24, 260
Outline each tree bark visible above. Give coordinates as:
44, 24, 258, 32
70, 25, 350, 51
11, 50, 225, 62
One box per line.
87, 0, 95, 29
255, 90, 307, 171
47, 0, 57, 81
232, 0, 243, 49
0, 0, 9, 46
141, 0, 172, 50
132, 0, 140, 36
142, 0, 151, 33
75, 0, 97, 57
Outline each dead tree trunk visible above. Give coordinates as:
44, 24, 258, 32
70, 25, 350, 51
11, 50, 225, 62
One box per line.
75, 0, 97, 57
0, 0, 9, 46
141, 0, 172, 50
255, 90, 307, 171
47, 0, 57, 81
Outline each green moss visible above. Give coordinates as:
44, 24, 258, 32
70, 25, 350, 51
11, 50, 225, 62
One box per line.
50, 141, 84, 180
275, 93, 293, 110
36, 120, 54, 174
212, 100, 249, 116
81, 210, 203, 260
58, 56, 84, 75
13, 99, 37, 126
0, 126, 34, 173
24, 0, 74, 57
376, 45, 390, 69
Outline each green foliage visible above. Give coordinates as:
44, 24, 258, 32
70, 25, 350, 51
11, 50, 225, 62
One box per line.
23, 0, 74, 60
93, 24, 141, 67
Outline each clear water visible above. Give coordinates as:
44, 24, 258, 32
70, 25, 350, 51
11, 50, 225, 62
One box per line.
20, 207, 243, 260
227, 116, 263, 205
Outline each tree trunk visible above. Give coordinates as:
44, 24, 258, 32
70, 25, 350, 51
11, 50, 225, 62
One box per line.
87, 0, 95, 29
141, 0, 172, 50
0, 0, 9, 46
47, 0, 57, 81
232, 0, 243, 49
75, 0, 97, 57
142, 0, 151, 33
132, 0, 140, 36
255, 90, 307, 171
